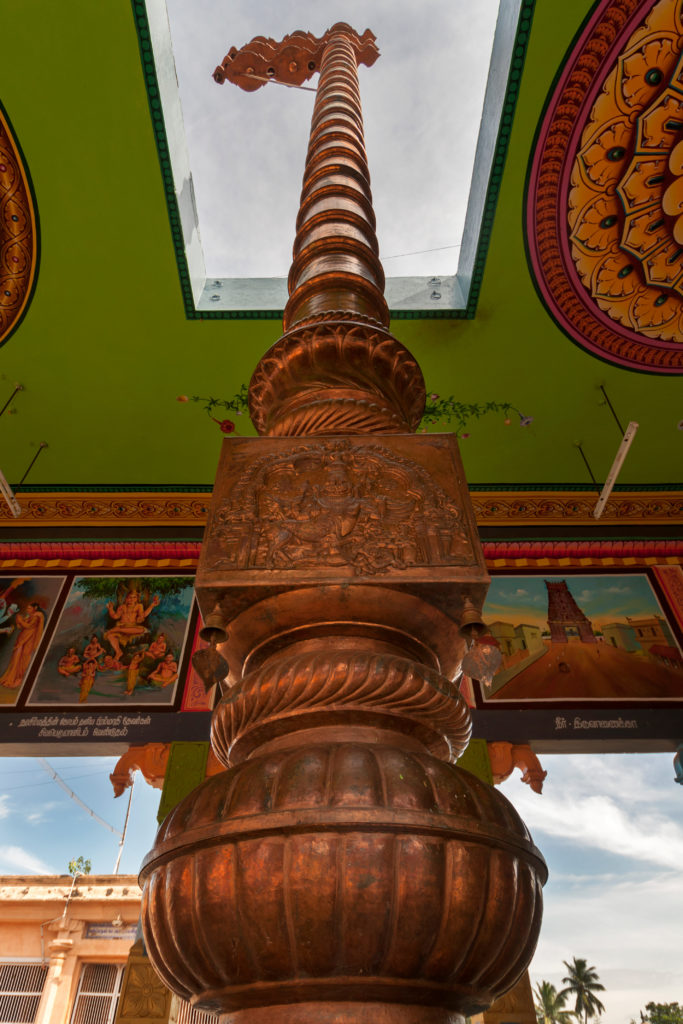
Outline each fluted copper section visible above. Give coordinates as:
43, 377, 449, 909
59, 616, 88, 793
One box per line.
247, 315, 425, 435
283, 26, 389, 332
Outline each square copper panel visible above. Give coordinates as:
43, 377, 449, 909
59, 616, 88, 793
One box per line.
197, 433, 486, 588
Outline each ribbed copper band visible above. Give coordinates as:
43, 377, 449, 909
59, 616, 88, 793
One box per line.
283, 29, 389, 330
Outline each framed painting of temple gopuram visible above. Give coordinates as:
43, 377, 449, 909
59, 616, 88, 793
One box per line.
474, 570, 683, 706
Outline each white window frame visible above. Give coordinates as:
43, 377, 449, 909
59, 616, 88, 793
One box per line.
69, 962, 124, 1024
0, 960, 48, 1024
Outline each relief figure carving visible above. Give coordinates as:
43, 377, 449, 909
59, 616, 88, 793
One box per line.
210, 440, 472, 574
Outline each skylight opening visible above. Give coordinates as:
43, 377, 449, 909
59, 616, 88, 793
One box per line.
144, 0, 523, 314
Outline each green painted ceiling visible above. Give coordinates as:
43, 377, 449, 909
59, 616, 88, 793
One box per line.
1, 0, 680, 490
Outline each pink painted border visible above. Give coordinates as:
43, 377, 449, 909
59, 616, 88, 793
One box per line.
652, 565, 683, 632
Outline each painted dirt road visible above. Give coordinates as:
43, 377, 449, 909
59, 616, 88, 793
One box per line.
489, 642, 683, 701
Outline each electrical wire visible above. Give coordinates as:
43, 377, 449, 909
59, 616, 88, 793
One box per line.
38, 758, 122, 836
1, 769, 115, 791
383, 243, 462, 261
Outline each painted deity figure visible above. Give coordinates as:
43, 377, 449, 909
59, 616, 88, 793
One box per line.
0, 579, 26, 636
125, 648, 148, 696
79, 659, 98, 703
0, 602, 45, 690
105, 589, 160, 659
83, 635, 106, 663
58, 647, 82, 677
148, 652, 178, 689
146, 633, 168, 660
0, 598, 18, 636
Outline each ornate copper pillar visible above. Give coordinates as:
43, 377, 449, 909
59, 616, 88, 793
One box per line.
140, 24, 546, 1024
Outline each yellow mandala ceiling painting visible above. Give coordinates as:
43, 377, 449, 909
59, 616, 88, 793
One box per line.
528, 0, 683, 372
569, 0, 683, 342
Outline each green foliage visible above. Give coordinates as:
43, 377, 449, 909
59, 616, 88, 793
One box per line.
75, 577, 190, 602
561, 958, 606, 1024
534, 980, 577, 1024
421, 397, 515, 435
68, 856, 91, 877
638, 1003, 683, 1024
188, 387, 532, 439
190, 385, 249, 419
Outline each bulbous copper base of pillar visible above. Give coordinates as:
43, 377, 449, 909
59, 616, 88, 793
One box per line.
219, 1000, 465, 1024
140, 732, 546, 1019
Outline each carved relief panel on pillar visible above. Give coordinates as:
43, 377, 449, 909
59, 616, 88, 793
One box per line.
199, 433, 485, 582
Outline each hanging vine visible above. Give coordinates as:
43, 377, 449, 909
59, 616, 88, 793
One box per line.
178, 387, 533, 437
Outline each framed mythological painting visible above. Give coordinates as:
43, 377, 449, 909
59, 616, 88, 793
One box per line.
0, 575, 67, 708
476, 572, 683, 706
26, 575, 195, 707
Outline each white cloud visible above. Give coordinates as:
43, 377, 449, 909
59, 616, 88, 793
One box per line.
0, 845, 54, 874
530, 871, 683, 1024
494, 587, 532, 602
0, 795, 10, 819
501, 754, 683, 1024
25, 801, 59, 825
505, 780, 683, 870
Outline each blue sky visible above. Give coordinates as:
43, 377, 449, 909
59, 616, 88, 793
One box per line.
0, 756, 161, 876
0, 750, 680, 1024
499, 753, 683, 1024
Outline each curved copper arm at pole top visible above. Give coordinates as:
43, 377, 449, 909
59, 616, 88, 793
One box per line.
213, 24, 379, 90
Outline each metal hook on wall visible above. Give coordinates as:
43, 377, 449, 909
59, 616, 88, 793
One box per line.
0, 442, 48, 518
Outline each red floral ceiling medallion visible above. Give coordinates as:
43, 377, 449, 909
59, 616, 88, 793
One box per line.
0, 104, 37, 347
527, 0, 683, 373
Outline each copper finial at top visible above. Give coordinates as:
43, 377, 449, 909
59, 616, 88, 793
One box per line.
213, 24, 380, 91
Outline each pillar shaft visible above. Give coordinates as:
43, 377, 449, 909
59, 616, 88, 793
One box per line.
140, 25, 546, 1024
284, 28, 388, 332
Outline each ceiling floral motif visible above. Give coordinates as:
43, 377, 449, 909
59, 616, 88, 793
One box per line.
0, 103, 37, 347
527, 0, 683, 373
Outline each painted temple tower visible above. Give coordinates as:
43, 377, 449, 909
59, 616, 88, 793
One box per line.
545, 580, 596, 644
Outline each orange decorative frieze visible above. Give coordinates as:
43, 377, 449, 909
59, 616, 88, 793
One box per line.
0, 492, 209, 527
527, 0, 683, 372
0, 103, 38, 346
0, 489, 679, 529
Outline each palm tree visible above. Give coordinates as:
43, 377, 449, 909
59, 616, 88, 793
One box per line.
534, 980, 577, 1024
561, 957, 606, 1024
